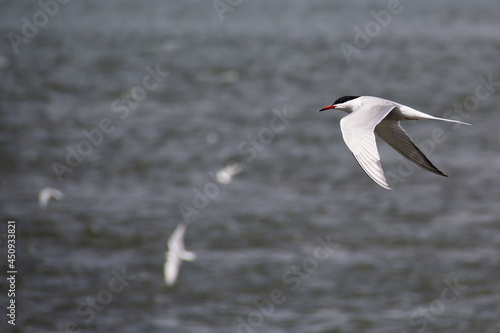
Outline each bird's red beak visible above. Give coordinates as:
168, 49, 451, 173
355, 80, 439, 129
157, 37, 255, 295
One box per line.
319, 104, 336, 112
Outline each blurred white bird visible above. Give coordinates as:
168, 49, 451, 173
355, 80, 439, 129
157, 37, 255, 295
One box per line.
38, 187, 65, 209
164, 221, 197, 287
215, 162, 242, 185
320, 96, 470, 190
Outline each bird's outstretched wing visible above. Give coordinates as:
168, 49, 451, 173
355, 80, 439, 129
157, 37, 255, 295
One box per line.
375, 121, 447, 176
340, 104, 396, 190
164, 249, 181, 287
168, 221, 188, 253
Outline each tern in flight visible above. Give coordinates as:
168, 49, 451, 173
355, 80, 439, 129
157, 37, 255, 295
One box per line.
164, 221, 197, 287
319, 96, 470, 190
38, 187, 65, 209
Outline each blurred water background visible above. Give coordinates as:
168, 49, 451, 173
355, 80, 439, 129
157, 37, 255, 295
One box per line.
1, 0, 499, 332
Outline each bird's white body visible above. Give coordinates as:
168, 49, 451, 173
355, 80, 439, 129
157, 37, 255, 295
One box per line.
335, 96, 457, 122
320, 96, 470, 190
164, 221, 196, 287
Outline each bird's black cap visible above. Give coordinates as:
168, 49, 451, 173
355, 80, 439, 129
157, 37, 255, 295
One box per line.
333, 96, 360, 105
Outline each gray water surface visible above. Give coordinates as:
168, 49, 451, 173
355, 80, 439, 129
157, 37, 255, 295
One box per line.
1, 1, 499, 332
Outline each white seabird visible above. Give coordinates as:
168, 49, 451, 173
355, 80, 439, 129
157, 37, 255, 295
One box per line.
38, 187, 65, 209
319, 96, 470, 190
164, 221, 197, 287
